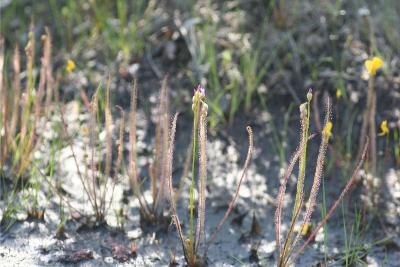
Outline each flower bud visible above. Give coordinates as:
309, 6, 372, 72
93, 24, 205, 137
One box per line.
307, 88, 313, 101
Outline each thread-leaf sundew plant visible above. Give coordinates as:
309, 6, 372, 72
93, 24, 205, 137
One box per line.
274, 91, 369, 266
168, 85, 253, 266
0, 29, 53, 183
57, 81, 124, 223
1, 29, 54, 229
128, 78, 186, 225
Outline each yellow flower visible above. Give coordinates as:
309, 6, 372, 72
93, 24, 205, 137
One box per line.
294, 223, 312, 236
336, 88, 342, 99
364, 56, 384, 76
323, 121, 333, 139
66, 59, 76, 73
378, 120, 389, 136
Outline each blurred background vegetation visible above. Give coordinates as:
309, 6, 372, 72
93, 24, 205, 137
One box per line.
1, 0, 399, 162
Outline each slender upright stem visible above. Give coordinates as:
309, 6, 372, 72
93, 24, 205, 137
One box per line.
189, 103, 199, 252
281, 99, 310, 264
368, 77, 377, 175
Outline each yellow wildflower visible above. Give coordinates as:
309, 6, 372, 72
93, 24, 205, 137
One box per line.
378, 120, 389, 136
323, 121, 333, 139
364, 56, 384, 76
336, 88, 342, 99
294, 223, 312, 236
66, 59, 76, 73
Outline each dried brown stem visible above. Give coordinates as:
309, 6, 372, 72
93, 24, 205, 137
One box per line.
44, 28, 53, 113
89, 92, 100, 217
115, 106, 125, 176
358, 77, 376, 175
368, 78, 377, 175
105, 77, 113, 179
9, 45, 21, 145
20, 29, 35, 143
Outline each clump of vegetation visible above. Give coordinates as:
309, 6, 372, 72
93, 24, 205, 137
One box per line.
128, 78, 184, 225
57, 81, 124, 223
0, 28, 54, 229
168, 85, 253, 266
274, 90, 369, 266
0, 28, 53, 183
83, 0, 155, 63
